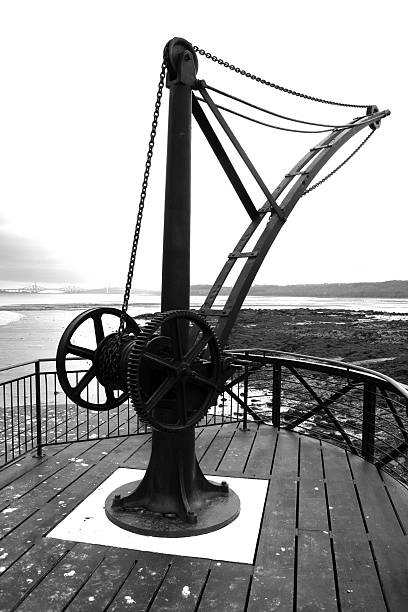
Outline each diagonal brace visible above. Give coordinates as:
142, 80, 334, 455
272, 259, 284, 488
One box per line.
287, 366, 358, 454
286, 382, 356, 431
223, 386, 264, 422
197, 81, 286, 222
192, 94, 258, 221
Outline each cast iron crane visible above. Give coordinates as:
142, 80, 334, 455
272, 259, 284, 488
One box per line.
56, 37, 390, 536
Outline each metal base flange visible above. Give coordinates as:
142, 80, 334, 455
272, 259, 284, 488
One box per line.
105, 480, 240, 538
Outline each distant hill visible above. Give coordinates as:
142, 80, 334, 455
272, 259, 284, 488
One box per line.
190, 281, 408, 298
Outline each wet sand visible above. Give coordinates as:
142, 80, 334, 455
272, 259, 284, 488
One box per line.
0, 305, 156, 371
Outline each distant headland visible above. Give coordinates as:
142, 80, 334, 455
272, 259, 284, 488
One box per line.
190, 280, 408, 298
1, 280, 408, 298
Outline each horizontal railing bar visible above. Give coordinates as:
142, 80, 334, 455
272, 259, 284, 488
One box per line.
227, 348, 408, 400
0, 356, 84, 374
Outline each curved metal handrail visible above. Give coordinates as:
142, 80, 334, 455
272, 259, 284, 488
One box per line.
226, 348, 408, 400
224, 348, 408, 487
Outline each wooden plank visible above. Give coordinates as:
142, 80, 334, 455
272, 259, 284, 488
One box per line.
349, 453, 408, 611
0, 443, 69, 490
296, 435, 337, 611
332, 537, 387, 612
0, 437, 131, 533
366, 536, 408, 612
15, 542, 106, 611
348, 454, 404, 538
322, 442, 366, 537
199, 423, 239, 473
244, 425, 277, 478
149, 557, 211, 612
106, 552, 171, 611
195, 425, 222, 463
123, 436, 152, 469
197, 560, 252, 611
248, 431, 299, 611
0, 460, 95, 537
0, 439, 139, 571
380, 470, 408, 534
296, 531, 337, 611
80, 435, 138, 465
0, 444, 89, 501
298, 435, 327, 531
0, 538, 71, 611
322, 442, 386, 611
217, 424, 257, 474
65, 547, 138, 611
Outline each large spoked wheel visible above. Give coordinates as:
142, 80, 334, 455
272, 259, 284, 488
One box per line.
56, 307, 140, 411
127, 310, 221, 432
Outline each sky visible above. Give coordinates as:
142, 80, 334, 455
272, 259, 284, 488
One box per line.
0, 0, 405, 290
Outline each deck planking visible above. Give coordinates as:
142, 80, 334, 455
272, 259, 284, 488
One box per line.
0, 422, 407, 611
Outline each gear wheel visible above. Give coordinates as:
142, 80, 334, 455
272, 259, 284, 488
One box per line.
127, 310, 221, 432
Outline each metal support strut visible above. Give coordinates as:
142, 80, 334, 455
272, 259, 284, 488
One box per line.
105, 38, 240, 537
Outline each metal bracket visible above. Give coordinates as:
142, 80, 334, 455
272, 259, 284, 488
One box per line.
366, 105, 381, 131
165, 37, 198, 87
228, 251, 258, 259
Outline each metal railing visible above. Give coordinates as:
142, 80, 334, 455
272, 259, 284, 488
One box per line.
0, 358, 240, 468
226, 349, 408, 487
1, 352, 408, 488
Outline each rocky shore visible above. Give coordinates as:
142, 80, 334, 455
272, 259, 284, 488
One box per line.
228, 308, 408, 384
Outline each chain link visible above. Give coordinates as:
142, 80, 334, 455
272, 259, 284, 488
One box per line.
118, 59, 167, 336
193, 46, 369, 109
301, 130, 374, 197
118, 46, 373, 329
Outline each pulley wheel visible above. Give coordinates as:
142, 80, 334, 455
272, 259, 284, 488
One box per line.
56, 307, 140, 411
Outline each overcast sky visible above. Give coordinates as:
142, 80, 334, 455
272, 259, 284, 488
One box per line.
0, 1, 405, 290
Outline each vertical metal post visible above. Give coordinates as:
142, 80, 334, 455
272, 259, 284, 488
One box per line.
242, 361, 249, 431
35, 361, 43, 458
362, 381, 376, 462
161, 39, 197, 313
272, 364, 282, 428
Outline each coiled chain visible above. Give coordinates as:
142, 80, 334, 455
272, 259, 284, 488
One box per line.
193, 46, 369, 109
118, 59, 167, 335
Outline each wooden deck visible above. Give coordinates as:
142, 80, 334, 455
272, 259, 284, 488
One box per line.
0, 422, 407, 611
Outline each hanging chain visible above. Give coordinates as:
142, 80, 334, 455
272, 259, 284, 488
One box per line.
193, 46, 369, 109
117, 44, 374, 333
118, 58, 167, 336
301, 130, 374, 197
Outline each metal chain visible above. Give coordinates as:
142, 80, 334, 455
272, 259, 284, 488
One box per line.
118, 59, 167, 335
301, 130, 374, 197
193, 46, 369, 109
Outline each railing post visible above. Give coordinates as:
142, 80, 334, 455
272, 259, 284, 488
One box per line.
362, 381, 376, 462
35, 361, 44, 458
242, 360, 249, 431
272, 364, 281, 428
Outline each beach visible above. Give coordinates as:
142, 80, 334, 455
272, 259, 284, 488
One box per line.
1, 295, 408, 384
228, 308, 408, 384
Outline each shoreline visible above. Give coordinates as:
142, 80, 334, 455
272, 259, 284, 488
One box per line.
0, 308, 407, 384
228, 308, 408, 384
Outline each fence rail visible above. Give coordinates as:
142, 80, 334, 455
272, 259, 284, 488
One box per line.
1, 352, 408, 488
0, 358, 241, 468
227, 349, 408, 486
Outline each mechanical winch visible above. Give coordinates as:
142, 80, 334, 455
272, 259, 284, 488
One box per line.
56, 36, 389, 536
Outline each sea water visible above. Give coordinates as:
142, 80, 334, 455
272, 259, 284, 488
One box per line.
1, 292, 408, 370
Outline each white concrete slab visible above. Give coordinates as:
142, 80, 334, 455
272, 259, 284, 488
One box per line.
47, 468, 268, 564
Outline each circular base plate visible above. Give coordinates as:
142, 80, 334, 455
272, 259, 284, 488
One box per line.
105, 480, 240, 538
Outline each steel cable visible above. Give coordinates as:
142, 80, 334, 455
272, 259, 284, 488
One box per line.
204, 83, 366, 129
